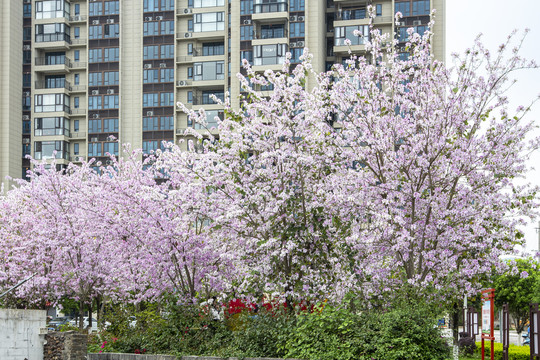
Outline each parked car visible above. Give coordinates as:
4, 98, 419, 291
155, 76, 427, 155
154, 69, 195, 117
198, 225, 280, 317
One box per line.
47, 316, 73, 331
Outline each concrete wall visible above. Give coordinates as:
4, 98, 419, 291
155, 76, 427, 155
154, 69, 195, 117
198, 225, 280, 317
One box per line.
0, 308, 47, 360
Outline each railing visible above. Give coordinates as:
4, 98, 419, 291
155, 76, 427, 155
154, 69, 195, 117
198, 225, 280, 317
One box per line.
71, 38, 87, 45
35, 33, 71, 44
255, 28, 287, 40
71, 61, 87, 68
335, 8, 367, 21
35, 80, 72, 90
69, 15, 87, 22
176, 55, 193, 63
70, 109, 86, 115
71, 85, 87, 92
35, 56, 72, 67
193, 74, 224, 81
71, 132, 86, 138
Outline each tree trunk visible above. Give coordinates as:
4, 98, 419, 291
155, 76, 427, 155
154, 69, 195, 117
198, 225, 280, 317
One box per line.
78, 299, 84, 331
451, 301, 460, 344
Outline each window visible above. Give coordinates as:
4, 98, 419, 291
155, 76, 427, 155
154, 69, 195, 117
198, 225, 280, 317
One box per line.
103, 118, 119, 132
143, 140, 159, 154
254, 0, 287, 13
89, 2, 103, 16
89, 49, 103, 63
74, 74, 80, 85
240, 50, 253, 64
161, 21, 174, 35
35, 23, 70, 43
23, 96, 31, 111
412, 0, 429, 15
160, 68, 174, 82
334, 25, 369, 46
160, 0, 174, 10
193, 0, 224, 7
194, 110, 222, 129
188, 20, 194, 32
24, 4, 32, 18
104, 24, 120, 38
103, 71, 119, 85
23, 121, 31, 135
144, 45, 159, 60
23, 27, 32, 41
193, 12, 225, 32
74, 119, 79, 132
290, 48, 302, 63
23, 51, 31, 64
160, 44, 174, 59
260, 25, 285, 39
253, 44, 287, 66
187, 43, 193, 55
240, 25, 253, 41
187, 67, 193, 79
74, 143, 79, 155
74, 97, 79, 108
187, 91, 193, 103
34, 117, 70, 136
143, 117, 159, 131
376, 4, 382, 16
104, 47, 120, 62
34, 94, 70, 113
34, 141, 69, 160
103, 142, 119, 156
74, 27, 80, 39
88, 96, 102, 110
144, 22, 159, 36
89, 25, 103, 39
74, 4, 80, 15
104, 1, 120, 15
44, 52, 66, 65
202, 90, 224, 104
88, 119, 102, 133
143, 0, 159, 11
160, 116, 174, 130
289, 22, 304, 38
240, 0, 253, 14
44, 75, 65, 89
88, 142, 102, 157
395, 1, 410, 16
160, 92, 174, 106
23, 73, 32, 88
35, 0, 70, 19
103, 95, 119, 109
143, 69, 159, 83
143, 93, 159, 107
289, 0, 304, 11
74, 50, 80, 62
193, 61, 224, 81
89, 72, 103, 86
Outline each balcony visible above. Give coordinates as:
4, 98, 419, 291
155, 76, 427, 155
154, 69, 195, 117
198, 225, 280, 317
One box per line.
70, 132, 86, 139
70, 108, 86, 116
71, 38, 87, 47
71, 61, 87, 69
252, 28, 288, 46
34, 34, 71, 50
35, 79, 72, 91
35, 56, 72, 73
71, 85, 87, 93
69, 15, 87, 23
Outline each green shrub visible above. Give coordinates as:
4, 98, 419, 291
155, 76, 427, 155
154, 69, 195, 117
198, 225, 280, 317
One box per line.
475, 342, 530, 360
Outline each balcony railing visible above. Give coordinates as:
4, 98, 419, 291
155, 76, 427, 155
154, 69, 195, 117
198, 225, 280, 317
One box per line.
35, 33, 71, 44
335, 8, 367, 21
71, 132, 86, 139
254, 2, 287, 13
35, 79, 72, 90
71, 38, 87, 46
255, 28, 287, 40
70, 109, 86, 115
71, 85, 87, 92
35, 56, 72, 67
69, 15, 87, 22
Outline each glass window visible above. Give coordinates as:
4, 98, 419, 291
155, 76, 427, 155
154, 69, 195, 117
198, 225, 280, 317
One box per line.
103, 95, 119, 109
103, 71, 119, 85
34, 117, 70, 136
35, 0, 70, 19
253, 44, 287, 66
160, 92, 174, 106
254, 0, 287, 13
193, 0, 224, 7
23, 4, 32, 18
143, 117, 159, 131
74, 4, 80, 15
74, 27, 80, 39
104, 1, 120, 15
34, 94, 70, 113
74, 143, 79, 155
143, 93, 159, 107
188, 20, 194, 32
143, 45, 159, 60
202, 42, 225, 56
240, 25, 253, 40
103, 142, 119, 156
161, 21, 175, 35
74, 119, 79, 132
334, 25, 369, 46
23, 27, 32, 41
74, 50, 80, 62
35, 23, 70, 43
193, 12, 225, 32
412, 0, 429, 15
160, 68, 174, 82
88, 119, 102, 133
88, 142, 102, 157
89, 49, 103, 63
103, 118, 119, 132
144, 21, 159, 36
395, 1, 410, 16
160, 116, 174, 130
376, 4, 382, 16
34, 141, 69, 160
74, 74, 80, 85
187, 91, 193, 103
160, 44, 174, 59
89, 2, 103, 16
103, 47, 120, 62
74, 97, 79, 108
290, 0, 304, 11
193, 61, 225, 81
89, 72, 103, 86
88, 96, 102, 110
240, 0, 253, 14
289, 22, 304, 38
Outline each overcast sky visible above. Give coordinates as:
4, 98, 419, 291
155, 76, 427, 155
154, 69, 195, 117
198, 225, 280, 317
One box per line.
446, 0, 540, 254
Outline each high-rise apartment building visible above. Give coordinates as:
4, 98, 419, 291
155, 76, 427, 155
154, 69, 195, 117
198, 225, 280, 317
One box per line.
0, 0, 445, 186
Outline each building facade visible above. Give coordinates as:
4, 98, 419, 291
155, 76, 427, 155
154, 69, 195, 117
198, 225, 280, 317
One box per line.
0, 0, 445, 184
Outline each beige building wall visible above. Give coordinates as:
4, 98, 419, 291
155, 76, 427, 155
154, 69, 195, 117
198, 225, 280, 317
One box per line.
0, 1, 23, 189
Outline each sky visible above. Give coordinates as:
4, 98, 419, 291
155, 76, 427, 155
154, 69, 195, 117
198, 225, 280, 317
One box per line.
446, 0, 540, 254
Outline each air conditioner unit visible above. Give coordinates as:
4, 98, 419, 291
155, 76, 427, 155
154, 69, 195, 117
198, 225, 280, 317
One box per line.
296, 41, 305, 47
107, 89, 114, 94
91, 89, 99, 95
22, 115, 30, 120
23, 45, 31, 50
72, 15, 81, 21
156, 16, 163, 21
178, 80, 187, 86
145, 16, 153, 21
183, 8, 192, 14
144, 63, 152, 69
23, 138, 30, 144
92, 113, 100, 118
184, 32, 193, 38
289, 15, 297, 22
413, 20, 422, 26
289, 42, 297, 48
23, 91, 30, 96
92, 19, 99, 25
159, 63, 167, 68
91, 137, 98, 142
146, 111, 154, 116
243, 19, 251, 25
297, 16, 305, 21
107, 18, 114, 24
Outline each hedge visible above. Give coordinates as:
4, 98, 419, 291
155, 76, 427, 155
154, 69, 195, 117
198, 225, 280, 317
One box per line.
475, 342, 530, 360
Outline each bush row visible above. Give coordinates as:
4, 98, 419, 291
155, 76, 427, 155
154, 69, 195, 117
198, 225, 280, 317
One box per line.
474, 342, 530, 360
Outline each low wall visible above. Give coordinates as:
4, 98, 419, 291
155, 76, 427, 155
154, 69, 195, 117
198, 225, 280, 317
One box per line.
89, 355, 299, 360
44, 331, 88, 360
0, 308, 46, 360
